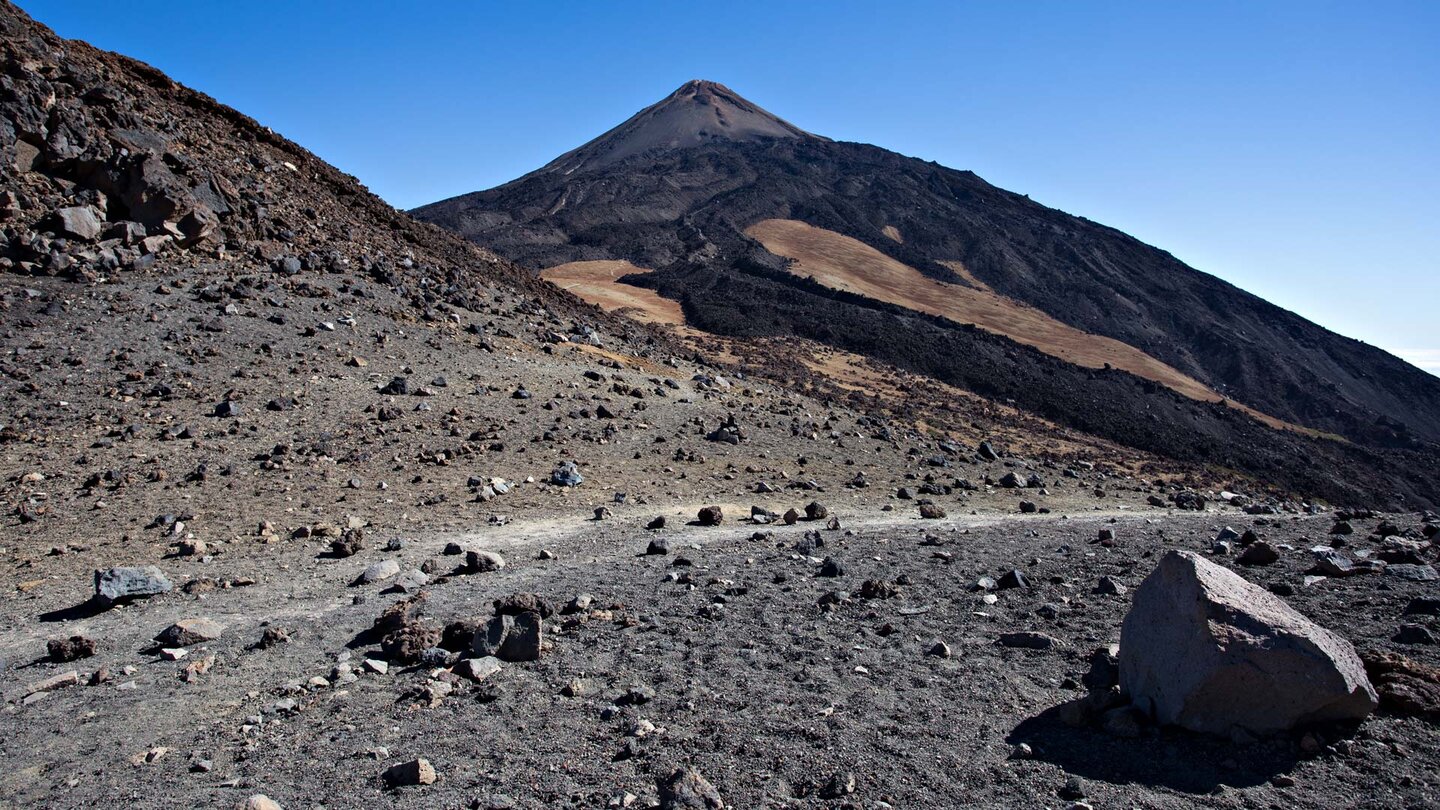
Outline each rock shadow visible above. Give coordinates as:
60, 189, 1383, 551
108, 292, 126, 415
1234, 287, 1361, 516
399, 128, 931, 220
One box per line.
1006, 704, 1306, 793
38, 598, 110, 623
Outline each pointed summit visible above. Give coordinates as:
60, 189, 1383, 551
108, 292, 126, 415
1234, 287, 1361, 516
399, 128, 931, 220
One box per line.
540, 80, 819, 175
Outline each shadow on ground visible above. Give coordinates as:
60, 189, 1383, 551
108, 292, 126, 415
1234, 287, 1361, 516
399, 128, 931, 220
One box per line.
1007, 703, 1305, 793
38, 598, 109, 623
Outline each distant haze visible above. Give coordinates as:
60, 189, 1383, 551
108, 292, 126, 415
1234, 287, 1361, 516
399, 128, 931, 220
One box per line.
21, 0, 1439, 375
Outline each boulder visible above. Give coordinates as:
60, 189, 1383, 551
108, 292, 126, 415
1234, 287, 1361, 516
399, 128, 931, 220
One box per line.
1119, 550, 1377, 736
95, 566, 173, 604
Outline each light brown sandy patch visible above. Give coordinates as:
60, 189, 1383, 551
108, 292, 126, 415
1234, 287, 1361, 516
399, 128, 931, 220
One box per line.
541, 260, 686, 327
881, 225, 903, 243
747, 218, 1307, 434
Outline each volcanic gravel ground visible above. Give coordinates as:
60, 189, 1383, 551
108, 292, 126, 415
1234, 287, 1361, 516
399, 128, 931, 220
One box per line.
2, 507, 1436, 809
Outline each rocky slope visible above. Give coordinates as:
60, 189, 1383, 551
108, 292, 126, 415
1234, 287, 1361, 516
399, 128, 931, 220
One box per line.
2, 5, 1438, 810
415, 81, 1440, 509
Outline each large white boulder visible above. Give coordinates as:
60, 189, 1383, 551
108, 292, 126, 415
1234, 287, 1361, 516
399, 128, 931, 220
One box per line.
1119, 550, 1377, 736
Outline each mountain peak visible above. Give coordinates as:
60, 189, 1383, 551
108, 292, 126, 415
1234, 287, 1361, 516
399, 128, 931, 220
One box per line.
539, 80, 818, 175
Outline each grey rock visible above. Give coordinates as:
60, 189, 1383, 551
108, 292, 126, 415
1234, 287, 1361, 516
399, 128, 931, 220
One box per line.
1119, 550, 1377, 736
472, 612, 542, 662
457, 656, 504, 681
1403, 597, 1440, 616
394, 570, 429, 592
1095, 576, 1127, 595
95, 566, 173, 604
657, 767, 723, 809
466, 550, 506, 573
49, 206, 103, 240
550, 461, 583, 487
998, 631, 1061, 649
1394, 624, 1436, 645
1386, 564, 1438, 582
1311, 549, 1383, 577
997, 569, 1029, 589
155, 617, 224, 647
1237, 541, 1279, 566
360, 560, 400, 584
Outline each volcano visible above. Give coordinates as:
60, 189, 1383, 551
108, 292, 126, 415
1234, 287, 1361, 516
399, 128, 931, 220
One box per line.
415, 80, 1440, 507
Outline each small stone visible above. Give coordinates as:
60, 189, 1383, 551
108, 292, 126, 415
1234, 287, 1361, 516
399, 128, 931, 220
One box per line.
697, 505, 723, 526
998, 631, 1061, 649
26, 670, 79, 696
472, 612, 542, 662
657, 767, 723, 809
382, 758, 437, 788
360, 560, 401, 584
549, 461, 583, 487
47, 635, 97, 662
1237, 541, 1280, 566
466, 550, 506, 573
239, 796, 283, 810
457, 656, 504, 681
1095, 576, 1126, 595
647, 538, 670, 556
819, 771, 856, 799
1394, 624, 1435, 645
562, 593, 596, 614
155, 618, 224, 647
997, 569, 1029, 589
1387, 564, 1438, 582
927, 641, 952, 658
49, 206, 103, 240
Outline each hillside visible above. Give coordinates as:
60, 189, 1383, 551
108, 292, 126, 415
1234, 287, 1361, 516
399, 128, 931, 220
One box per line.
415, 81, 1440, 508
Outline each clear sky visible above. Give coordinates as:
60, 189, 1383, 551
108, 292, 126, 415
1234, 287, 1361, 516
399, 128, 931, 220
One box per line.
21, 1, 1439, 373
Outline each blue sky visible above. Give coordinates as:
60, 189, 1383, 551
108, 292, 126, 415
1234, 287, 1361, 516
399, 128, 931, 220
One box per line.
23, 1, 1439, 373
